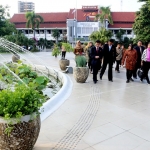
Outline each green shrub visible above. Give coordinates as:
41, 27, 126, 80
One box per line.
61, 42, 73, 52
52, 44, 61, 57
0, 84, 46, 120
75, 56, 87, 67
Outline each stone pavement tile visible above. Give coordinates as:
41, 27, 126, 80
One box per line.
92, 132, 146, 150
132, 141, 150, 150
129, 121, 150, 141
94, 123, 125, 137
41, 117, 62, 130
50, 108, 69, 118
95, 111, 124, 123
82, 128, 109, 146
122, 100, 150, 113
112, 112, 150, 130
60, 100, 88, 114
51, 113, 80, 128
84, 147, 96, 150
75, 140, 90, 150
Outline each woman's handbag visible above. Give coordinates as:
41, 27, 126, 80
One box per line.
137, 68, 144, 78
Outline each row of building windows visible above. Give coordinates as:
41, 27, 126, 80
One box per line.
19, 29, 67, 34
77, 27, 98, 34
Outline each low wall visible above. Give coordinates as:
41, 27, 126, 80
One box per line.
35, 65, 73, 122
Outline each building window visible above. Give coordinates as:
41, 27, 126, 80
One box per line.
59, 30, 62, 34
40, 30, 44, 34
114, 30, 119, 34
69, 27, 72, 37
77, 27, 81, 34
82, 27, 86, 34
47, 30, 51, 34
127, 30, 132, 35
94, 27, 98, 31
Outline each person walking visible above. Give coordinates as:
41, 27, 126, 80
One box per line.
122, 44, 138, 83
141, 42, 150, 84
133, 40, 145, 79
61, 45, 66, 59
74, 40, 84, 56
91, 40, 103, 84
115, 43, 122, 73
100, 39, 116, 82
84, 42, 93, 70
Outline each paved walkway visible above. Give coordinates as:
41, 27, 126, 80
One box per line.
2, 52, 150, 150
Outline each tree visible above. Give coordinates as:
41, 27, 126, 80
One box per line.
0, 5, 10, 20
51, 29, 61, 44
116, 29, 126, 42
133, 1, 150, 43
5, 33, 35, 50
95, 6, 113, 28
89, 27, 113, 44
25, 12, 44, 39
0, 5, 16, 36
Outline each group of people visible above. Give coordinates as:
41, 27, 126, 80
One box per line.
73, 39, 150, 84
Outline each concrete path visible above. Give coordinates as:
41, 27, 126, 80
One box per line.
1, 52, 150, 150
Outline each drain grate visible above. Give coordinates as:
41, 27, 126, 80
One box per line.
51, 86, 101, 150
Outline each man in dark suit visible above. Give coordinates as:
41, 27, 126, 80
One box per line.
100, 39, 116, 82
133, 40, 145, 79
91, 40, 103, 84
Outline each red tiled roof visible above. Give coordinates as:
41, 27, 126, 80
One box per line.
15, 23, 66, 28
10, 10, 136, 29
109, 23, 133, 28
111, 12, 135, 22
10, 12, 68, 23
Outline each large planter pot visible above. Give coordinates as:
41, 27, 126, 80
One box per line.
73, 67, 89, 83
12, 54, 20, 62
59, 59, 70, 71
0, 114, 41, 150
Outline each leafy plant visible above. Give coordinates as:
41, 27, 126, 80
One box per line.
76, 56, 87, 67
95, 6, 113, 26
0, 83, 46, 135
89, 28, 112, 44
52, 44, 61, 57
51, 29, 60, 44
61, 42, 73, 52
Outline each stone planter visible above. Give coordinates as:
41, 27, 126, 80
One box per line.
73, 67, 89, 83
59, 59, 70, 71
12, 54, 20, 62
0, 114, 41, 150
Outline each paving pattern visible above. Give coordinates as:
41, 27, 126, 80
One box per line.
52, 86, 100, 150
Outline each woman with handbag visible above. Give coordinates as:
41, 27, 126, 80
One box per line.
115, 43, 122, 73
141, 42, 150, 84
122, 44, 138, 83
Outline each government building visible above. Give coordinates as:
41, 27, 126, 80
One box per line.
10, 6, 136, 43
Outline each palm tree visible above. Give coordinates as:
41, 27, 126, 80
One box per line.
95, 6, 113, 28
25, 12, 44, 39
116, 29, 126, 42
51, 29, 60, 44
89, 27, 112, 44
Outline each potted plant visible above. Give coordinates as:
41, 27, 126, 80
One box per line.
12, 54, 20, 62
73, 56, 89, 83
52, 44, 61, 58
0, 83, 46, 150
59, 42, 73, 71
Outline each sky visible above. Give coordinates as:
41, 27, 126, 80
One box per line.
1, 0, 144, 17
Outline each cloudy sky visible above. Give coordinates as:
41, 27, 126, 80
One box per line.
1, 0, 144, 17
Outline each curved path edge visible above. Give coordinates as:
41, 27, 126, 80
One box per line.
36, 65, 73, 122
